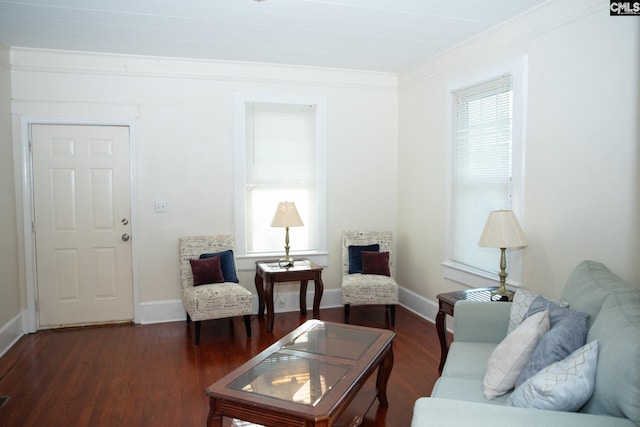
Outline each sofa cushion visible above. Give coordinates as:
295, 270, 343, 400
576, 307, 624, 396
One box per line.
561, 260, 631, 329
508, 340, 598, 411
516, 296, 589, 387
433, 376, 511, 406
412, 397, 638, 427
483, 310, 550, 399
582, 290, 640, 425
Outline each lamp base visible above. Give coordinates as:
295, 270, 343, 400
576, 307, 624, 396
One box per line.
491, 287, 514, 302
492, 247, 514, 301
278, 256, 295, 269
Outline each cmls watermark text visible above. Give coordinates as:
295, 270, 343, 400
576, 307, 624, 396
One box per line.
610, 1, 640, 15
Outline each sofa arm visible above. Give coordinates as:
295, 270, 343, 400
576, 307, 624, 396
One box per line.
411, 398, 636, 427
453, 300, 511, 344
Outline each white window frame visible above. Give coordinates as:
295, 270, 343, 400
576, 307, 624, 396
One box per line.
233, 93, 328, 271
443, 56, 528, 289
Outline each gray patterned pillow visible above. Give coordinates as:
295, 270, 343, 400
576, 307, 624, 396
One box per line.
508, 340, 599, 411
508, 289, 568, 334
515, 296, 589, 387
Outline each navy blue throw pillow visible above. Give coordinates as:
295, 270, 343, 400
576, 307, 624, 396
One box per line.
348, 244, 380, 274
199, 250, 239, 283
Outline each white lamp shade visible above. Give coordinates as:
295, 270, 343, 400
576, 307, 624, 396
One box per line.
478, 210, 528, 249
271, 202, 304, 227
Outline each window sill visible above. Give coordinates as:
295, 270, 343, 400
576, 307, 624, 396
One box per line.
442, 261, 522, 290
237, 251, 329, 271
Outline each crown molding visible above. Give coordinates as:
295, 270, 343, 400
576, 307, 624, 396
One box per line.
9, 47, 398, 92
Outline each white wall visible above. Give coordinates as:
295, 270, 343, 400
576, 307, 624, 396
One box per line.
397, 0, 639, 302
0, 42, 23, 355
0, 42, 20, 324
7, 0, 638, 331
10, 51, 398, 321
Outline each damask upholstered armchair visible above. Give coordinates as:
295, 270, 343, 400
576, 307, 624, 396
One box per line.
341, 231, 399, 326
179, 235, 253, 344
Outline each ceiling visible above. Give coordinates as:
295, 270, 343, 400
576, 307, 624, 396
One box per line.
0, 0, 546, 73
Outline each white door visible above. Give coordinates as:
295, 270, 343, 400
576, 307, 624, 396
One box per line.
32, 124, 133, 328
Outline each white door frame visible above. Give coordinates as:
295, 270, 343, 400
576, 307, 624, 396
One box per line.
19, 116, 139, 333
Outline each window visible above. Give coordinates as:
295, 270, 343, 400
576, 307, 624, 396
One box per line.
445, 61, 526, 287
234, 94, 327, 268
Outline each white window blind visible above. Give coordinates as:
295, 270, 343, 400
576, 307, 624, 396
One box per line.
449, 74, 514, 276
245, 102, 317, 254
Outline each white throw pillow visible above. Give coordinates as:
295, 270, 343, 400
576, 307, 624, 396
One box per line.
507, 340, 599, 411
483, 310, 550, 399
508, 289, 568, 334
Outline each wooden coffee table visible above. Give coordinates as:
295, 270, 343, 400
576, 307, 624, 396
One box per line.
206, 320, 395, 427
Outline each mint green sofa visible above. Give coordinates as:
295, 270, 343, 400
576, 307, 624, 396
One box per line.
412, 261, 640, 426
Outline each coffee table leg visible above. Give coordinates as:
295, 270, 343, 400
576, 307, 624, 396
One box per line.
376, 345, 394, 407
207, 397, 223, 427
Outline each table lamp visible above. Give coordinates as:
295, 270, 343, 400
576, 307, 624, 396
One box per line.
478, 210, 528, 301
271, 201, 304, 268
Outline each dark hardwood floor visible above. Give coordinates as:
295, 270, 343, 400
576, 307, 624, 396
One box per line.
0, 306, 442, 427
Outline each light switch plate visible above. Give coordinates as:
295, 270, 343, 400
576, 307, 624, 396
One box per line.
154, 201, 168, 213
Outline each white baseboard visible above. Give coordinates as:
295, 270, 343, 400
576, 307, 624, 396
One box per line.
0, 288, 442, 357
136, 299, 186, 324
0, 310, 25, 358
399, 286, 438, 322
135, 289, 345, 324
135, 289, 346, 325
268, 286, 444, 328
399, 286, 454, 332
268, 287, 343, 313
134, 287, 443, 327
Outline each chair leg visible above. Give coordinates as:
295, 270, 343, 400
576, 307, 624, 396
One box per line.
186, 313, 192, 324
194, 321, 201, 345
388, 304, 396, 327
243, 315, 251, 337
344, 304, 350, 324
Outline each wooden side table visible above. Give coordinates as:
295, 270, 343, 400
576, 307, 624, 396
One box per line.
435, 287, 496, 372
254, 259, 324, 333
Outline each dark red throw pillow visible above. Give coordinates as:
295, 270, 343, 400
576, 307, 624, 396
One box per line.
190, 256, 225, 286
361, 251, 390, 276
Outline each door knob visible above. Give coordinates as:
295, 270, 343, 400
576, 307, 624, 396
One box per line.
121, 233, 130, 242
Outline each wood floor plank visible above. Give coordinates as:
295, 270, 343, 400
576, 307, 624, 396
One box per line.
0, 306, 441, 427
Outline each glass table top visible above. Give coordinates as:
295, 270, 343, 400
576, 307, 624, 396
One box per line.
227, 322, 382, 406
283, 323, 381, 360
260, 259, 315, 272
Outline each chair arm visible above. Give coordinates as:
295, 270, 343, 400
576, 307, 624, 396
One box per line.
453, 300, 511, 344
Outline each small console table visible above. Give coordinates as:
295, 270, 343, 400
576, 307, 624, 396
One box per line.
254, 259, 324, 333
435, 287, 498, 372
